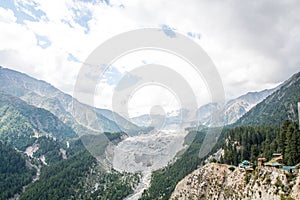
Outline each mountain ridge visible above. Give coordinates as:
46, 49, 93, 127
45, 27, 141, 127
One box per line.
234, 71, 300, 127
197, 86, 279, 126
0, 67, 141, 136
0, 92, 76, 150
131, 85, 278, 129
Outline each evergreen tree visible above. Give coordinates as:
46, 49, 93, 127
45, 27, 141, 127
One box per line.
279, 120, 289, 153
222, 122, 300, 166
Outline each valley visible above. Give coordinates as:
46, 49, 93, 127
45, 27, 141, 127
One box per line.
112, 130, 187, 173
0, 67, 299, 200
112, 130, 188, 199
1, 1, 300, 199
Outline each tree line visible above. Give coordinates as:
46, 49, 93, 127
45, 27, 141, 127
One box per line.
222, 120, 300, 166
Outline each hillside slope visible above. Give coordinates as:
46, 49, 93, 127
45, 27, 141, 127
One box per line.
0, 92, 76, 150
0, 67, 140, 135
235, 71, 300, 127
224, 87, 278, 124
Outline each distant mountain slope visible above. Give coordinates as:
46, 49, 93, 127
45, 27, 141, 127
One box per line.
235, 71, 300, 127
131, 86, 277, 129
197, 103, 220, 126
224, 87, 279, 124
196, 87, 278, 126
0, 92, 76, 150
0, 67, 140, 135
130, 113, 180, 129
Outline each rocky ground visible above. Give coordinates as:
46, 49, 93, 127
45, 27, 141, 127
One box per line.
171, 163, 300, 200
111, 130, 188, 200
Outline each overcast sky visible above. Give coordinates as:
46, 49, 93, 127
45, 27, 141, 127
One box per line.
0, 0, 299, 116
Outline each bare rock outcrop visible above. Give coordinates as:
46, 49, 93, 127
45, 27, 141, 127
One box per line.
171, 163, 300, 200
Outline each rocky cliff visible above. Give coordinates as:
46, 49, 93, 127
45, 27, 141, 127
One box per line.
171, 163, 300, 200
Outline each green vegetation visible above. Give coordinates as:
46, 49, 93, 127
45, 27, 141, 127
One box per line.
0, 92, 76, 151
0, 70, 299, 199
20, 149, 95, 200
223, 126, 278, 165
281, 121, 300, 166
280, 195, 295, 200
235, 72, 300, 127
104, 131, 126, 142
33, 136, 63, 164
87, 171, 141, 200
0, 101, 35, 151
0, 142, 35, 199
20, 139, 139, 200
0, 91, 139, 199
223, 121, 300, 166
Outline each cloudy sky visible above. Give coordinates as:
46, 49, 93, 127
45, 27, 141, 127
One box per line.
0, 0, 299, 117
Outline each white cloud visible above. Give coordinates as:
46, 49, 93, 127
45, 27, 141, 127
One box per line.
0, 7, 16, 23
0, 0, 299, 114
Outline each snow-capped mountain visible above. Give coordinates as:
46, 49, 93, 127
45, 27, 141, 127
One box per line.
131, 86, 279, 129
224, 88, 280, 124
130, 112, 182, 129
197, 87, 280, 126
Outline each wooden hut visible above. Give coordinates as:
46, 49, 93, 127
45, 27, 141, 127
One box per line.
257, 158, 267, 167
272, 153, 283, 163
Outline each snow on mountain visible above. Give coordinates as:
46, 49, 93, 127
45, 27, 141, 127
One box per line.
132, 86, 279, 129
197, 87, 280, 126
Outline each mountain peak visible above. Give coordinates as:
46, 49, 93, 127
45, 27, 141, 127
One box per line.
234, 71, 300, 127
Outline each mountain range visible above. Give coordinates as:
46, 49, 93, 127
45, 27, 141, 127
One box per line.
196, 86, 279, 126
1, 65, 282, 133
132, 85, 279, 128
0, 67, 141, 136
1, 65, 300, 200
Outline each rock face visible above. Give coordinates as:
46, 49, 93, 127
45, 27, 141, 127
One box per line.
171, 163, 300, 200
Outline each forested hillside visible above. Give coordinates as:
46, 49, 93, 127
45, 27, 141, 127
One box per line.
0, 92, 76, 151
0, 90, 140, 200
0, 142, 35, 199
20, 141, 140, 200
223, 120, 300, 166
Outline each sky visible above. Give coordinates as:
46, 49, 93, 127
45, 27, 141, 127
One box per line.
0, 0, 300, 117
